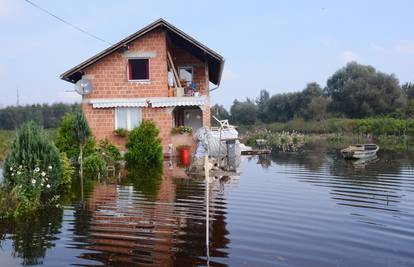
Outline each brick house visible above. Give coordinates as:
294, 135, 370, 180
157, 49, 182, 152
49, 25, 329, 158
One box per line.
60, 19, 224, 154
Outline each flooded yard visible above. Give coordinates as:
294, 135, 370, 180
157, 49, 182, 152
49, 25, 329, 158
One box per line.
0, 148, 414, 266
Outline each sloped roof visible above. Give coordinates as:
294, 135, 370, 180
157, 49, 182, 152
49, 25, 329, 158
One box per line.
60, 18, 224, 85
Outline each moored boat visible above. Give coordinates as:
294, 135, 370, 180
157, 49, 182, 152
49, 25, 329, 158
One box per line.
340, 144, 379, 159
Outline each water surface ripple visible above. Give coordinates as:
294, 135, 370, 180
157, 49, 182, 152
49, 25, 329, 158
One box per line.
0, 151, 414, 266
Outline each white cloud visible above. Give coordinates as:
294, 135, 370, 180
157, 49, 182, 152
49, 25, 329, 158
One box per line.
339, 51, 359, 62
395, 42, 414, 54
222, 69, 239, 81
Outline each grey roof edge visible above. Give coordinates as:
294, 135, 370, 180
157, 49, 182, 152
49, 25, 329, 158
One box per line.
60, 18, 225, 83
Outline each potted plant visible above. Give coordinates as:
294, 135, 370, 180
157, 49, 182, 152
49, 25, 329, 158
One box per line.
171, 126, 193, 135
113, 128, 129, 137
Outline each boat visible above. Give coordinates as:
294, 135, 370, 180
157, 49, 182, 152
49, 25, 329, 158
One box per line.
340, 144, 379, 159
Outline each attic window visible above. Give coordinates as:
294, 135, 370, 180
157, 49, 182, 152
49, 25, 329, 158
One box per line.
128, 58, 149, 81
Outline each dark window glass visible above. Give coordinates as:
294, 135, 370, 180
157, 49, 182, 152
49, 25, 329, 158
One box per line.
128, 59, 149, 80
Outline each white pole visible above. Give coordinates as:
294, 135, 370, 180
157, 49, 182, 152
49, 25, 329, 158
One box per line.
205, 154, 210, 265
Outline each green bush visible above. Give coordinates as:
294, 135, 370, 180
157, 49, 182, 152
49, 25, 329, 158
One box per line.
125, 120, 163, 167
4, 121, 62, 192
97, 139, 122, 171
55, 113, 95, 160
59, 152, 74, 192
83, 154, 107, 179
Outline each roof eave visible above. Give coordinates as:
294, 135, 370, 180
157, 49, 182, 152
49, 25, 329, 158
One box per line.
60, 18, 225, 84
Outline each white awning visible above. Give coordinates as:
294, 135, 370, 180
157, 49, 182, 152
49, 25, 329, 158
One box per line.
88, 96, 207, 108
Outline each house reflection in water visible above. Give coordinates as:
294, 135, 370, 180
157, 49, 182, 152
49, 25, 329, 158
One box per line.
74, 162, 230, 266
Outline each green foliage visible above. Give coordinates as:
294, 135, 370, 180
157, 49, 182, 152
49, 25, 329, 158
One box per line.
127, 163, 163, 198
0, 163, 61, 219
0, 130, 14, 163
113, 128, 129, 137
125, 120, 163, 167
3, 121, 62, 190
97, 139, 122, 172
0, 103, 80, 130
326, 62, 403, 117
72, 111, 91, 147
59, 152, 74, 193
55, 113, 95, 160
171, 126, 193, 135
230, 98, 258, 125
83, 154, 107, 179
210, 104, 230, 126
402, 82, 414, 100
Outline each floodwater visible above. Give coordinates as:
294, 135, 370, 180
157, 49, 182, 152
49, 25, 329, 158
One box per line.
0, 147, 414, 266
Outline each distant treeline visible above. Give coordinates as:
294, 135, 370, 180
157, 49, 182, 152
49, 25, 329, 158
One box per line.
0, 103, 80, 130
211, 62, 414, 125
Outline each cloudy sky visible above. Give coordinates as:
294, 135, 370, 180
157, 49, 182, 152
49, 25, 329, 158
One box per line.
0, 0, 414, 108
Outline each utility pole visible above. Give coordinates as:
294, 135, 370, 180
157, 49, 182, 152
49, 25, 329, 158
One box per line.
16, 87, 20, 106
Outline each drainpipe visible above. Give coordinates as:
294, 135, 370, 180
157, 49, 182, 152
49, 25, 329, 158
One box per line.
209, 85, 220, 92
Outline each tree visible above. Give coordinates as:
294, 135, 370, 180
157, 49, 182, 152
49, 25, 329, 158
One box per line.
256, 89, 270, 122
210, 104, 230, 125
230, 99, 258, 125
326, 62, 403, 118
71, 111, 91, 189
402, 82, 414, 100
55, 113, 95, 160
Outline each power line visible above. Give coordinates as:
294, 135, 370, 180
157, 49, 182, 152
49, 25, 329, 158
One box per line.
23, 0, 112, 45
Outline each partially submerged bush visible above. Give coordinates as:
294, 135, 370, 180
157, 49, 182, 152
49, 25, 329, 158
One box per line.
0, 122, 67, 218
83, 154, 107, 179
125, 120, 163, 167
4, 121, 62, 190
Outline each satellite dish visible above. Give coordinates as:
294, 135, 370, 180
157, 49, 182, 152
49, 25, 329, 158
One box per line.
75, 78, 92, 95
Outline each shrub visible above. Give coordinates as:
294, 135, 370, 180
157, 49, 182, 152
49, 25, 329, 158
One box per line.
125, 120, 163, 167
55, 113, 95, 161
97, 139, 122, 171
59, 152, 74, 192
83, 154, 107, 179
4, 121, 62, 191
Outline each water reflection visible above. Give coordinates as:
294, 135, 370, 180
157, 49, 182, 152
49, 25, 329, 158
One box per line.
0, 149, 414, 266
0, 208, 63, 265
269, 148, 414, 213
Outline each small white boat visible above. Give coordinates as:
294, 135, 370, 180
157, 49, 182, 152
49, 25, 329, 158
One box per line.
340, 144, 379, 159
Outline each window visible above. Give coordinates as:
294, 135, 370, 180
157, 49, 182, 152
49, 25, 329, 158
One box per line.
115, 107, 141, 130
128, 58, 149, 81
178, 66, 193, 86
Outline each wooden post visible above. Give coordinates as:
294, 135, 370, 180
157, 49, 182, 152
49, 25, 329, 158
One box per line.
80, 145, 84, 201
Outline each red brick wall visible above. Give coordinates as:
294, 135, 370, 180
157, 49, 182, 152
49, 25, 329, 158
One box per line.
81, 29, 211, 153
84, 29, 169, 99
169, 42, 209, 95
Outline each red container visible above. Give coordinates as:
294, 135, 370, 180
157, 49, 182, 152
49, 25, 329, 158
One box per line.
180, 147, 190, 166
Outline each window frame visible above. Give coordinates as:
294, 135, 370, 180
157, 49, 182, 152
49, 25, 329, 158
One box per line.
127, 58, 150, 82
115, 107, 142, 130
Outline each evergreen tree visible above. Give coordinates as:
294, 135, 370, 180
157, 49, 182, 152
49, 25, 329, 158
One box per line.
4, 121, 62, 189
71, 111, 91, 187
